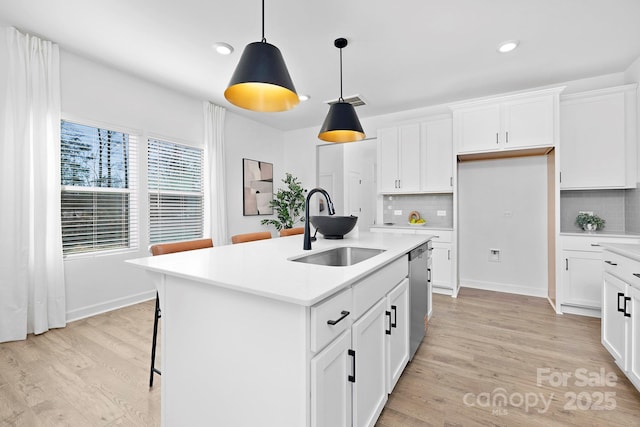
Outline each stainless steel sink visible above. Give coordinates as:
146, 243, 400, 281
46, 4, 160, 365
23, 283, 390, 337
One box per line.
291, 247, 386, 267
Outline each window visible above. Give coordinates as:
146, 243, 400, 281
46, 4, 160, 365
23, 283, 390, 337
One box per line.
148, 138, 204, 244
60, 120, 138, 255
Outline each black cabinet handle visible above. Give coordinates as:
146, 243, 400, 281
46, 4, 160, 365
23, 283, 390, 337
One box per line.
591, 243, 601, 247
506, 131, 509, 143
565, 259, 569, 271
385, 311, 392, 335
348, 349, 356, 383
391, 305, 398, 328
618, 292, 625, 313
427, 268, 432, 283
624, 297, 631, 318
327, 310, 350, 325
634, 273, 640, 279
605, 260, 618, 266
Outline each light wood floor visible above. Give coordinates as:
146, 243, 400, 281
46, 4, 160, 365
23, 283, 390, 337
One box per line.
1, 288, 638, 426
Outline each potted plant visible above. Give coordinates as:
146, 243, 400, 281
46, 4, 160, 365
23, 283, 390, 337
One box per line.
575, 213, 605, 232
261, 173, 306, 231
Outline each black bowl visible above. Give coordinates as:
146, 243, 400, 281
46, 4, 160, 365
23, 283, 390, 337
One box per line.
310, 215, 358, 239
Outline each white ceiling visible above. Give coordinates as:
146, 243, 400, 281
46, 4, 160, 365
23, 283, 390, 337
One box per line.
1, 0, 640, 132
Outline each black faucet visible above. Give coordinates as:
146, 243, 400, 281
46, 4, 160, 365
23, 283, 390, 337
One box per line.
303, 188, 335, 250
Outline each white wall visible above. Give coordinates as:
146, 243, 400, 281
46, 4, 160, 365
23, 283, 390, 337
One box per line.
0, 23, 286, 321
458, 156, 548, 296
624, 56, 640, 176
224, 113, 285, 238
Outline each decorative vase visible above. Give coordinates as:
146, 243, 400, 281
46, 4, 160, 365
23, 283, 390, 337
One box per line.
583, 223, 597, 232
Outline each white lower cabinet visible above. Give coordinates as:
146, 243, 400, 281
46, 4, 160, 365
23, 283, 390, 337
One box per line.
386, 278, 410, 393
559, 235, 640, 315
602, 273, 627, 364
601, 247, 640, 392
310, 257, 414, 427
311, 330, 353, 427
352, 298, 388, 427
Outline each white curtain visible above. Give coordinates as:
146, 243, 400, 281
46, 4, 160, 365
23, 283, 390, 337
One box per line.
203, 102, 229, 245
0, 27, 66, 343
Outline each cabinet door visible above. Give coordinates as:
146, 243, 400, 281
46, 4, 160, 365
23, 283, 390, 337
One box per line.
560, 92, 626, 188
602, 273, 627, 368
311, 330, 353, 427
387, 279, 410, 393
562, 251, 603, 308
352, 298, 387, 427
398, 123, 421, 192
378, 127, 400, 193
421, 118, 453, 192
455, 104, 500, 153
503, 95, 554, 149
629, 285, 640, 390
431, 243, 452, 291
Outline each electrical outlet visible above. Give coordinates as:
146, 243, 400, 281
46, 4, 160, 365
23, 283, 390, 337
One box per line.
437, 210, 447, 217
393, 210, 403, 216
579, 211, 594, 216
489, 249, 501, 262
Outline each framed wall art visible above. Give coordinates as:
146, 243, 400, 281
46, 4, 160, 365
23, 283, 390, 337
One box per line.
242, 158, 273, 216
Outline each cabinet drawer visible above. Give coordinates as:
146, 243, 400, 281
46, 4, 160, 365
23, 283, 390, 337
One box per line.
353, 257, 408, 320
311, 288, 353, 353
603, 251, 640, 289
415, 229, 452, 243
562, 236, 640, 252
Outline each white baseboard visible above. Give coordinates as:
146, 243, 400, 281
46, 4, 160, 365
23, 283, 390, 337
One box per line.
433, 286, 454, 297
460, 280, 547, 298
66, 290, 156, 323
560, 304, 601, 318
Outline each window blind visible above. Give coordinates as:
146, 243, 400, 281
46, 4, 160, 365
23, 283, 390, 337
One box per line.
148, 138, 204, 244
60, 120, 138, 255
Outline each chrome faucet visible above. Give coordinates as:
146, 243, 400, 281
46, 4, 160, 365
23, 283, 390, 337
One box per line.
303, 188, 335, 250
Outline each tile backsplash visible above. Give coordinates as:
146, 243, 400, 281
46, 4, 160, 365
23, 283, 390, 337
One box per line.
560, 187, 640, 233
382, 194, 454, 228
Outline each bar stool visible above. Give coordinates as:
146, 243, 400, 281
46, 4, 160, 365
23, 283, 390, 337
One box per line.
230, 231, 272, 244
279, 227, 304, 237
148, 238, 213, 387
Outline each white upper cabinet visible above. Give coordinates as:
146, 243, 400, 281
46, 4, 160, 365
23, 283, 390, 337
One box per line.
421, 117, 453, 192
560, 84, 637, 189
451, 87, 563, 154
378, 116, 453, 194
378, 123, 421, 193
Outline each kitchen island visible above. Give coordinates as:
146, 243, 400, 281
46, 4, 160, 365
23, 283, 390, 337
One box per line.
127, 232, 431, 427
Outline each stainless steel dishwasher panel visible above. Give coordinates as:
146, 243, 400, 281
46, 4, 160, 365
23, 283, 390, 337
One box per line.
408, 241, 430, 359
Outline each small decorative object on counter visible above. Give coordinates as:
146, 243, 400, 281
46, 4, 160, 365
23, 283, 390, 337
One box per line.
408, 210, 426, 225
575, 212, 605, 232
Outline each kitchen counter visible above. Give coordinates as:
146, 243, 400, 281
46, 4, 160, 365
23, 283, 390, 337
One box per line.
600, 243, 640, 262
560, 231, 640, 238
127, 231, 430, 306
127, 231, 431, 427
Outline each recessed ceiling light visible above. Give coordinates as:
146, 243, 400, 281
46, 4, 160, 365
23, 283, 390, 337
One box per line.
213, 42, 234, 55
298, 94, 310, 101
497, 40, 519, 53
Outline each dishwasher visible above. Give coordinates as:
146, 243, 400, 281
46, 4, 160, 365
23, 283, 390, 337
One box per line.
408, 241, 432, 359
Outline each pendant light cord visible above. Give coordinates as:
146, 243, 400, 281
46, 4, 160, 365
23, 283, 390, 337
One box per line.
261, 0, 266, 42
339, 47, 344, 102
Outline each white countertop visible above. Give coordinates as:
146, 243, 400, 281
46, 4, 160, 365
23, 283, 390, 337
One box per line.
127, 232, 431, 306
560, 231, 640, 238
601, 243, 640, 262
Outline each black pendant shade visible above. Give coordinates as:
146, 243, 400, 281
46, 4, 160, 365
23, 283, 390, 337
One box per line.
318, 37, 365, 143
318, 101, 365, 142
225, 41, 299, 112
224, 0, 299, 112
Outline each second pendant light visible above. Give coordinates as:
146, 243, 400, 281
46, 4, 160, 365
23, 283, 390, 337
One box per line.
318, 38, 365, 143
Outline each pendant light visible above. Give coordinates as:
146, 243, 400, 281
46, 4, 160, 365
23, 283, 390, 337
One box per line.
318, 38, 365, 143
224, 0, 299, 112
